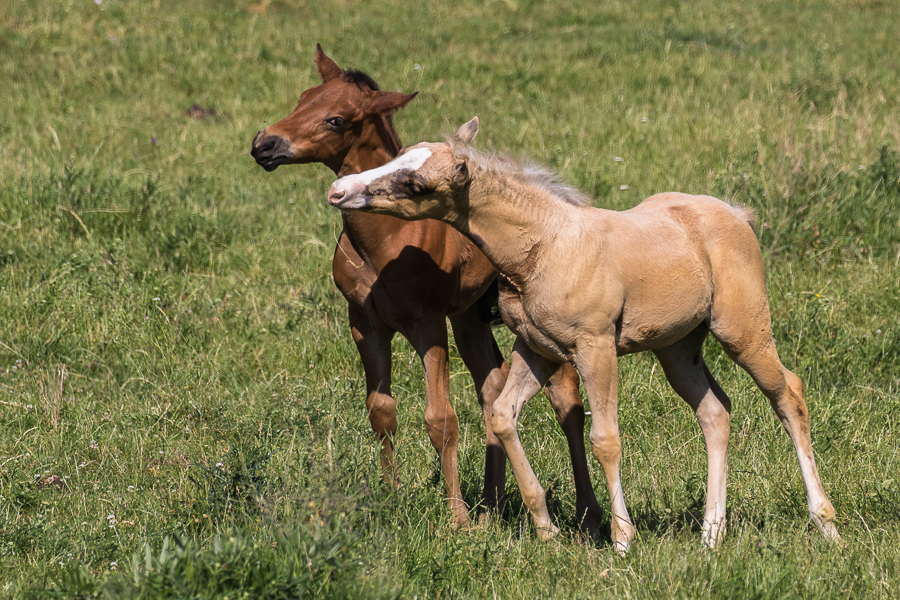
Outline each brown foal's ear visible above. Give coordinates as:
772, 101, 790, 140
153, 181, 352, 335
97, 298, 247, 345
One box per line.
314, 43, 344, 82
364, 90, 419, 116
452, 117, 479, 146
450, 158, 470, 189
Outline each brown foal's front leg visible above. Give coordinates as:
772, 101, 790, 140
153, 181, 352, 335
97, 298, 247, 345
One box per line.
407, 314, 468, 527
348, 304, 398, 486
449, 306, 509, 515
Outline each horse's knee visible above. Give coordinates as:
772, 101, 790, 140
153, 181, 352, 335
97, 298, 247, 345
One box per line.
491, 402, 517, 442
479, 366, 508, 408
424, 404, 459, 444
589, 430, 621, 465
366, 394, 397, 436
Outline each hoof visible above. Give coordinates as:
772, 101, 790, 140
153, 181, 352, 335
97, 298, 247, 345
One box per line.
449, 509, 472, 531
701, 520, 727, 549
611, 520, 636, 554
810, 513, 841, 542
536, 522, 560, 541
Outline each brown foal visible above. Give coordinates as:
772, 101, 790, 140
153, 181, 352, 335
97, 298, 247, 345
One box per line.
251, 47, 601, 530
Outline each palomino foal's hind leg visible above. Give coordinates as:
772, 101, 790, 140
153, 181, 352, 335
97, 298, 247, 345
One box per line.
576, 336, 636, 553
720, 334, 839, 540
653, 331, 732, 548
491, 337, 562, 539
544, 363, 605, 536
348, 305, 398, 486
449, 307, 509, 514
406, 314, 468, 527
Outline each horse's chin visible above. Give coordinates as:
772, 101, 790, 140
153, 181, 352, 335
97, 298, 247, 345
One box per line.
254, 155, 291, 172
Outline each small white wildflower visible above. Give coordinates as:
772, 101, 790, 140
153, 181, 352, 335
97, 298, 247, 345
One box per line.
640, 117, 648, 122
95, 0, 102, 5
216, 462, 224, 468
110, 561, 117, 570
414, 64, 421, 70
614, 157, 623, 162
153, 297, 160, 301
876, 329, 882, 334
620, 185, 629, 190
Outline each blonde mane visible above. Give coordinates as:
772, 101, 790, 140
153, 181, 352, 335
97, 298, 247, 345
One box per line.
448, 139, 589, 206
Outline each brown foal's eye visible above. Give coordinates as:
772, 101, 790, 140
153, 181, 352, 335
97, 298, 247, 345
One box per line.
325, 117, 345, 128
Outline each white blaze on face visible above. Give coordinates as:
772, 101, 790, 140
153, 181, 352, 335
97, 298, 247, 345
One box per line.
329, 146, 432, 208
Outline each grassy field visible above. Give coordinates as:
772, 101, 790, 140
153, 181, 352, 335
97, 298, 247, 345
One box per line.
1, 0, 899, 597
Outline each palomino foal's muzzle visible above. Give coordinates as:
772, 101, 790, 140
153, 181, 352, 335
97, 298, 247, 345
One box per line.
327, 178, 369, 209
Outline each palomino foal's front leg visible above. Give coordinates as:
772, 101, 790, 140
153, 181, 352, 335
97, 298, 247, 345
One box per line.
491, 338, 562, 539
576, 337, 636, 553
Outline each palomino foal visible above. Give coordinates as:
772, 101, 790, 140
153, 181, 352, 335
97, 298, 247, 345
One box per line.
327, 118, 841, 551
252, 49, 602, 531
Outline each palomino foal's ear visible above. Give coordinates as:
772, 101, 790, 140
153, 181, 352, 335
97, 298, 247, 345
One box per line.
452, 117, 479, 146
314, 43, 344, 82
364, 91, 419, 116
450, 159, 470, 189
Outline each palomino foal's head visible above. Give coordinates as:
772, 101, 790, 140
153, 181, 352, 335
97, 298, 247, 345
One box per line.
251, 44, 417, 174
327, 118, 480, 220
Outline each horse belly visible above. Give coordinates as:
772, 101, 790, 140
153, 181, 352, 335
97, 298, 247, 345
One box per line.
616, 293, 711, 354
499, 282, 571, 362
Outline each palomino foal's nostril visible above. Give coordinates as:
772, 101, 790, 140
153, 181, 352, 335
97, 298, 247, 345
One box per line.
328, 188, 346, 205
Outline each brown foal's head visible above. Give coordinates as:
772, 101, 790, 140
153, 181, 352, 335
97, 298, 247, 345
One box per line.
251, 44, 417, 174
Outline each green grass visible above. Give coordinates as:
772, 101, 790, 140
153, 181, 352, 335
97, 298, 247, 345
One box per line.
1, 0, 899, 597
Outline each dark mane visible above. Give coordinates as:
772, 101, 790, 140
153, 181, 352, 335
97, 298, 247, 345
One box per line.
342, 70, 402, 148
343, 70, 381, 91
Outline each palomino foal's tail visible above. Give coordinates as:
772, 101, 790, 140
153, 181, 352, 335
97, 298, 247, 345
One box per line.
730, 204, 757, 232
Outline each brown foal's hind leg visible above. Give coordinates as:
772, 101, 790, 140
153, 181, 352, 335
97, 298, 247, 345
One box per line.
449, 306, 509, 516
712, 310, 839, 541
406, 315, 468, 527
544, 363, 604, 538
348, 305, 398, 486
653, 328, 732, 548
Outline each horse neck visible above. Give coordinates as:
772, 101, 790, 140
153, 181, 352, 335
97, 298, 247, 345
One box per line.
335, 114, 411, 249
460, 173, 582, 282
335, 114, 402, 177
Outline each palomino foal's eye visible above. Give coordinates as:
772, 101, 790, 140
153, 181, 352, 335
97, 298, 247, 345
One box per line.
407, 180, 425, 195
325, 117, 345, 128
